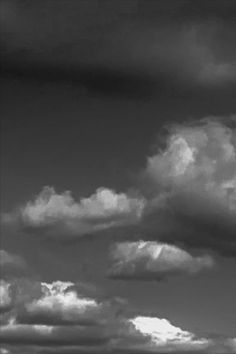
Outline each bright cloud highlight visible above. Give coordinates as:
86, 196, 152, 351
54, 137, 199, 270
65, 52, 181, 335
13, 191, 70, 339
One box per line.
128, 315, 211, 351
0, 280, 12, 313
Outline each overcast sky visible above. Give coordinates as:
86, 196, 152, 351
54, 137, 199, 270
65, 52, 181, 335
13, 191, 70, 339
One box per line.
1, 1, 236, 354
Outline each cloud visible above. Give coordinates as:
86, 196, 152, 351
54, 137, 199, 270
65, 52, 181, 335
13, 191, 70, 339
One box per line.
0, 312, 214, 353
0, 279, 114, 349
2, 116, 235, 258
2, 0, 236, 93
0, 349, 10, 354
18, 186, 145, 237
0, 321, 109, 347
18, 280, 110, 326
227, 338, 236, 352
11, 280, 128, 329
142, 116, 236, 255
0, 278, 235, 353
109, 241, 214, 280
0, 280, 12, 313
122, 315, 212, 352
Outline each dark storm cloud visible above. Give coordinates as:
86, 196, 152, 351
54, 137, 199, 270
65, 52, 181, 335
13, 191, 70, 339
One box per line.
1, 0, 236, 96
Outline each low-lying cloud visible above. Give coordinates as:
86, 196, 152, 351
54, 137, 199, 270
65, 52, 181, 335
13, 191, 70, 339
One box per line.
1, 277, 235, 354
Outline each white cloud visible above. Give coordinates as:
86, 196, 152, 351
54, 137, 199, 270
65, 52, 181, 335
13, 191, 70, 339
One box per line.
144, 117, 236, 255
22, 281, 104, 325
20, 186, 145, 236
0, 278, 235, 354
0, 312, 213, 353
146, 118, 236, 200
130, 316, 210, 348
109, 241, 214, 280
116, 315, 212, 352
0, 280, 12, 312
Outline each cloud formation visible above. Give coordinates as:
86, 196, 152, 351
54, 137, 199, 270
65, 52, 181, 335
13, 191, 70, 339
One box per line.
143, 116, 236, 255
0, 280, 12, 313
18, 281, 107, 326
19, 186, 145, 237
0, 321, 109, 347
0, 277, 235, 353
146, 117, 236, 197
124, 315, 211, 352
2, 116, 235, 259
109, 241, 214, 280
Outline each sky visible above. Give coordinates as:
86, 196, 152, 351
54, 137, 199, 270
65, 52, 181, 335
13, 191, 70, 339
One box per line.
0, 1, 236, 353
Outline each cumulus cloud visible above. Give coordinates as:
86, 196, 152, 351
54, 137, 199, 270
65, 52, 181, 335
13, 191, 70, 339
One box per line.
143, 117, 236, 255
19, 186, 145, 237
123, 315, 212, 352
17, 280, 119, 326
146, 117, 236, 194
109, 241, 214, 280
0, 278, 235, 353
